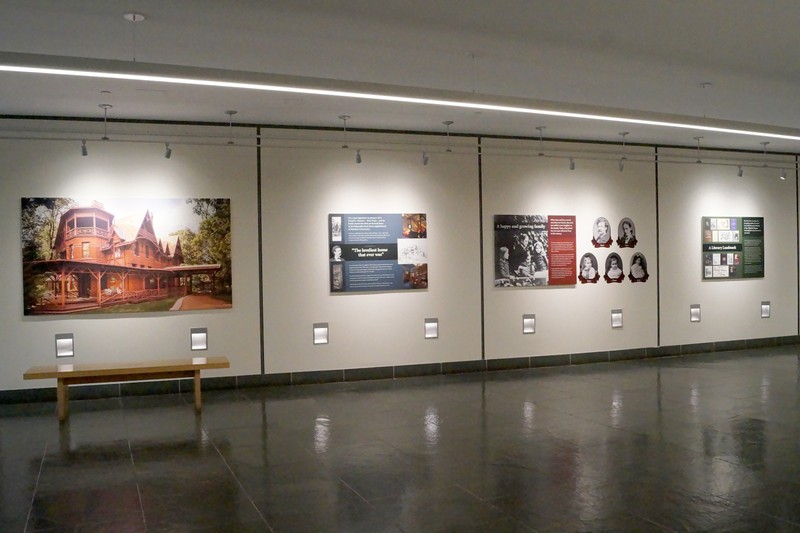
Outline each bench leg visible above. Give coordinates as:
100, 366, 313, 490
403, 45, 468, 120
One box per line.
193, 370, 202, 413
57, 379, 68, 422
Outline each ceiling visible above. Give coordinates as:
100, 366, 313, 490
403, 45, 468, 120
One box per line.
1, 0, 800, 153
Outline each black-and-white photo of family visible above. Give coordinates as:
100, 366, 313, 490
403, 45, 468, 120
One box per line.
494, 215, 549, 287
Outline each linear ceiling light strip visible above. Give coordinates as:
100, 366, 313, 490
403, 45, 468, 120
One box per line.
3, 63, 800, 142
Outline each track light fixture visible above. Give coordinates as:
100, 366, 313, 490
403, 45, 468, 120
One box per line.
535, 126, 546, 156
618, 131, 628, 172
693, 136, 703, 163
80, 139, 88, 156
737, 165, 743, 177
356, 149, 362, 164
339, 114, 350, 148
443, 120, 454, 152
422, 151, 429, 166
225, 110, 237, 145
98, 103, 112, 140
164, 142, 172, 159
760, 141, 770, 167
569, 157, 575, 171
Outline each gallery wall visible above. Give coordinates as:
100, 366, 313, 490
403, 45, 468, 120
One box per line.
0, 120, 798, 392
0, 124, 261, 391
658, 148, 799, 345
482, 139, 659, 358
260, 131, 483, 373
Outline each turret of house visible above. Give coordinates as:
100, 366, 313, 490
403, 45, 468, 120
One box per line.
54, 203, 181, 269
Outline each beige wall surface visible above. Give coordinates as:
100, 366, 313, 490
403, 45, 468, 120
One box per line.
261, 132, 483, 373
658, 148, 798, 345
0, 127, 261, 390
482, 138, 659, 358
0, 121, 797, 392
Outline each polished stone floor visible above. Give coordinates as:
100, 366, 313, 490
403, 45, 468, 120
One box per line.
5, 346, 800, 532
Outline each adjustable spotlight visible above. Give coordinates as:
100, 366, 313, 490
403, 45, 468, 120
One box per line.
80, 140, 88, 157
618, 159, 625, 172
164, 142, 172, 159
422, 151, 429, 166
568, 158, 575, 171
618, 132, 628, 172
737, 166, 743, 177
355, 149, 362, 164
780, 168, 786, 180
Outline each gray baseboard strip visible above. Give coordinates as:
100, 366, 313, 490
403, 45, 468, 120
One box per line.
2, 335, 798, 405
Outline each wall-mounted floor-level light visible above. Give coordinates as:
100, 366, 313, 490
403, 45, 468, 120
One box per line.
690, 304, 702, 322
611, 309, 623, 329
164, 142, 172, 159
190, 327, 208, 351
313, 323, 329, 345
761, 301, 771, 318
80, 139, 88, 156
55, 333, 74, 358
424, 318, 439, 339
522, 314, 536, 334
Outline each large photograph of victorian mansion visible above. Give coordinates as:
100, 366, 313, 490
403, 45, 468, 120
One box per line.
21, 198, 232, 315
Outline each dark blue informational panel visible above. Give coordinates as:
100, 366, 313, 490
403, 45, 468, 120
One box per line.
328, 213, 427, 292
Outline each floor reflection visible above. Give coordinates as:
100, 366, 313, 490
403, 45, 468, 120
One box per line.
4, 346, 800, 531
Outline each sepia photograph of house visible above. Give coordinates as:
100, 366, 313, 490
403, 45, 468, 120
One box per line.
21, 197, 232, 315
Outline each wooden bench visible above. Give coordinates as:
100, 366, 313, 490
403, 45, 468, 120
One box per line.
23, 356, 230, 422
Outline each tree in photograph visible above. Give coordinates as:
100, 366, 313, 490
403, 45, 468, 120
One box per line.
20, 198, 75, 310
184, 198, 232, 294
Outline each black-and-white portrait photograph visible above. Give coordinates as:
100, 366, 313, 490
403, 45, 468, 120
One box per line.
616, 217, 637, 248
592, 216, 612, 248
628, 252, 649, 282
578, 252, 599, 284
604, 252, 624, 283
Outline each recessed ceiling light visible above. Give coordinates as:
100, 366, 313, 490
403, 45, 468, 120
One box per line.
123, 13, 146, 23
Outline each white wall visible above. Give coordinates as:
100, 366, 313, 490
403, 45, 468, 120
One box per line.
0, 121, 798, 393
261, 131, 483, 372
658, 148, 798, 345
0, 126, 261, 390
482, 138, 659, 357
